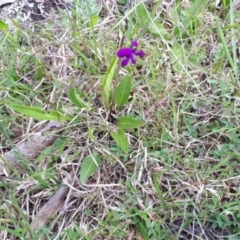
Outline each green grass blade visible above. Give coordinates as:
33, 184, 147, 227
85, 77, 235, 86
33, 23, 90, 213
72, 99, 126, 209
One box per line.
216, 17, 234, 70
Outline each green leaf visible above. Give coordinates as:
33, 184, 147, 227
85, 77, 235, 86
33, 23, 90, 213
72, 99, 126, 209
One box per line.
135, 3, 151, 25
33, 66, 44, 82
188, 0, 208, 16
8, 104, 71, 121
79, 152, 101, 184
33, 61, 45, 82
68, 87, 88, 109
148, 21, 170, 40
118, 116, 144, 130
89, 15, 100, 28
0, 20, 15, 43
117, 0, 127, 4
171, 43, 186, 72
216, 17, 234, 72
88, 127, 95, 142
114, 76, 131, 108
110, 129, 129, 153
102, 56, 118, 109
0, 20, 9, 31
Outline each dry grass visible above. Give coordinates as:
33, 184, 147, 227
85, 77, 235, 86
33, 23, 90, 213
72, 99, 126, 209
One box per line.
1, 0, 240, 239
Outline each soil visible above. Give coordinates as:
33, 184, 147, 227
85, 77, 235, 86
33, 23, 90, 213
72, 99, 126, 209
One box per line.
0, 0, 71, 25
21, 0, 70, 22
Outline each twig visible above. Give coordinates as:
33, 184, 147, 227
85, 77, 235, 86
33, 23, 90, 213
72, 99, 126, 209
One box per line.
0, 121, 62, 175
27, 170, 74, 237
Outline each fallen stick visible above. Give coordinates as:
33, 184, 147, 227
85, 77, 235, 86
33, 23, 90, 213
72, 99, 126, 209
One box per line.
28, 170, 74, 237
0, 121, 62, 175
0, 121, 74, 237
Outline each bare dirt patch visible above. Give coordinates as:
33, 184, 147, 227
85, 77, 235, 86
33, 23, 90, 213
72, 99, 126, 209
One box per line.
0, 0, 70, 24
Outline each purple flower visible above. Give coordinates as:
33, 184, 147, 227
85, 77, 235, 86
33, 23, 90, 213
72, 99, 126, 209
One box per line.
117, 40, 145, 67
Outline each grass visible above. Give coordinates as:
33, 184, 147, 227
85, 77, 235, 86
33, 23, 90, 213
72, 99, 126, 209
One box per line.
1, 0, 240, 239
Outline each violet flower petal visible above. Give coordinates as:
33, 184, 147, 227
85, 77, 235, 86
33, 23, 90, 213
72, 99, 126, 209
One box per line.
135, 50, 145, 58
116, 40, 144, 67
121, 57, 130, 67
130, 54, 136, 64
117, 48, 133, 58
131, 40, 138, 48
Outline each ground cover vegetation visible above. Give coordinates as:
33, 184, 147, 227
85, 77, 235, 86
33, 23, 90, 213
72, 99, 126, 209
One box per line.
1, 0, 240, 239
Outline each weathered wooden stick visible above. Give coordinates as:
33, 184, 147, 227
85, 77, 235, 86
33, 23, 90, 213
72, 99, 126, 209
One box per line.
28, 170, 74, 236
0, 121, 74, 236
0, 121, 62, 175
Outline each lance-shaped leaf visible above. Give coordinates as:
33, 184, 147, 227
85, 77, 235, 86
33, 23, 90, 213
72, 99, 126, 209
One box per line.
79, 152, 101, 184
8, 104, 71, 121
110, 129, 129, 153
118, 116, 144, 130
68, 87, 88, 109
114, 75, 131, 108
